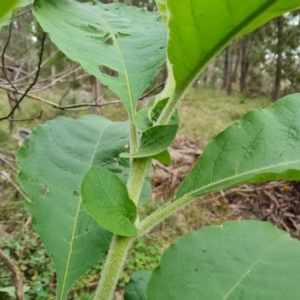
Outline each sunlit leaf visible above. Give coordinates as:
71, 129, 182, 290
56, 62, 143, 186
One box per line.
167, 0, 300, 94
0, 0, 32, 30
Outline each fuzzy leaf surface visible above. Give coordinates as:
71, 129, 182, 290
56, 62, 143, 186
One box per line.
34, 0, 167, 119
175, 94, 300, 201
147, 221, 300, 300
81, 167, 137, 236
167, 0, 300, 94
17, 115, 133, 299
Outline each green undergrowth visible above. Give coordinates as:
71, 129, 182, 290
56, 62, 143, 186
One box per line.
0, 87, 272, 298
179, 88, 271, 148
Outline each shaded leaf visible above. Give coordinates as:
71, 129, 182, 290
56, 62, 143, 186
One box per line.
152, 149, 172, 165
17, 115, 132, 299
175, 94, 300, 201
120, 124, 178, 159
34, 0, 167, 119
147, 220, 300, 300
81, 167, 137, 236
124, 270, 152, 300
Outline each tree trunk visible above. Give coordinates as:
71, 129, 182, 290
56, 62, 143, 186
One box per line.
273, 16, 284, 101
222, 46, 229, 90
240, 36, 250, 93
226, 44, 233, 95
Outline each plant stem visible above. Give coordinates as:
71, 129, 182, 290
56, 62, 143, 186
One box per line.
93, 235, 134, 300
127, 157, 151, 204
138, 194, 194, 237
129, 119, 139, 153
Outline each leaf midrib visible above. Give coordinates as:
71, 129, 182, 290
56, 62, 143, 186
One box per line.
223, 235, 280, 299
176, 158, 300, 201
98, 4, 135, 119
59, 122, 109, 298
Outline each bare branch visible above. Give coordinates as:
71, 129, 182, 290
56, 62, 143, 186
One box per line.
0, 33, 47, 121
0, 86, 122, 111
1, 23, 18, 93
0, 248, 25, 300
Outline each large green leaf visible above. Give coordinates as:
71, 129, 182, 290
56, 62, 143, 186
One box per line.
167, 0, 300, 94
34, 0, 167, 119
0, 0, 33, 30
147, 220, 300, 300
16, 115, 133, 299
124, 270, 152, 300
175, 94, 300, 201
81, 166, 137, 236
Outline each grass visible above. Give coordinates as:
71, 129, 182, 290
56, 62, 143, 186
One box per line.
0, 87, 274, 299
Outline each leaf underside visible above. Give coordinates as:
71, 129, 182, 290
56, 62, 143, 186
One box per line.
147, 220, 300, 300
17, 115, 136, 299
175, 94, 300, 201
34, 0, 167, 118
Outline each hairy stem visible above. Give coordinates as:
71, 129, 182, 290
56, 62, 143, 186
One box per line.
138, 194, 194, 237
129, 119, 139, 153
93, 235, 134, 300
127, 157, 151, 204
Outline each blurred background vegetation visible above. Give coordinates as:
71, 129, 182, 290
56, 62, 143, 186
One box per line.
0, 0, 299, 299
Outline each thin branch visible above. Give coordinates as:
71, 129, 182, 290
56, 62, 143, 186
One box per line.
1, 23, 18, 93
59, 64, 76, 105
0, 171, 31, 203
8, 111, 43, 122
0, 248, 25, 300
0, 86, 121, 110
138, 81, 166, 100
0, 33, 46, 121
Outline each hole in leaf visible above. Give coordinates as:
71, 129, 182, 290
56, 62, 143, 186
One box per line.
99, 65, 119, 77
105, 38, 114, 45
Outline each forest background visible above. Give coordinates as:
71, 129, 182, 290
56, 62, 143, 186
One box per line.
1, 0, 300, 299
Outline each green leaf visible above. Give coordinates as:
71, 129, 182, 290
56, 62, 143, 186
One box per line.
154, 0, 168, 24
134, 98, 179, 132
147, 220, 300, 300
134, 106, 153, 132
175, 94, 300, 201
0, 286, 29, 299
34, 0, 167, 119
152, 149, 172, 165
0, 0, 33, 30
124, 270, 152, 300
81, 166, 137, 236
120, 124, 178, 159
167, 0, 300, 94
17, 115, 132, 299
